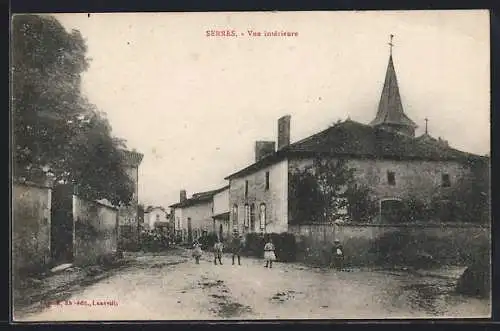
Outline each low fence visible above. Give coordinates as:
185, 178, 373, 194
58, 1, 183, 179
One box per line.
12, 181, 52, 275
73, 196, 119, 265
289, 222, 490, 267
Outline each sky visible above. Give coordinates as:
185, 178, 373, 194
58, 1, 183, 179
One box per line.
54, 10, 490, 208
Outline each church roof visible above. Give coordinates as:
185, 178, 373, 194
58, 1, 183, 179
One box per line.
283, 120, 470, 159
369, 55, 417, 129
225, 120, 482, 180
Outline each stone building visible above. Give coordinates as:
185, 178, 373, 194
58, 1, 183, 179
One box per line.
224, 44, 487, 236
118, 149, 143, 250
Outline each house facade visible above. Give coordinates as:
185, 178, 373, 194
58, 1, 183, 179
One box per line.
224, 49, 487, 235
169, 186, 229, 243
212, 186, 230, 240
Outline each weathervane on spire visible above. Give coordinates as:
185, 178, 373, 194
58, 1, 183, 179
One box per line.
388, 34, 394, 55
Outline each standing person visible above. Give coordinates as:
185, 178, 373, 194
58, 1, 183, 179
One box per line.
213, 238, 224, 265
264, 237, 276, 268
231, 233, 244, 266
332, 239, 344, 271
192, 240, 202, 264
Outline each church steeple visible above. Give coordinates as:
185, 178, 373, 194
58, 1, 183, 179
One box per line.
370, 35, 418, 137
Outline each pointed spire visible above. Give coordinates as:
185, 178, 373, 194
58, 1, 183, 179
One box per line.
370, 34, 417, 136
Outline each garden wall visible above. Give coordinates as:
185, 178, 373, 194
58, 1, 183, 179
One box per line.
73, 195, 119, 265
289, 223, 490, 267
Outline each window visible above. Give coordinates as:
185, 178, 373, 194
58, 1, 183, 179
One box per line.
245, 180, 249, 199
442, 174, 451, 187
387, 171, 396, 185
156, 214, 160, 221
265, 171, 270, 190
259, 203, 266, 230
244, 204, 250, 227
232, 204, 238, 229
250, 204, 256, 231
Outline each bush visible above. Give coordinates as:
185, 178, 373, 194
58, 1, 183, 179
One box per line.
198, 232, 218, 251
456, 252, 490, 298
140, 229, 170, 252
369, 228, 490, 268
243, 233, 265, 258
270, 233, 297, 262
243, 232, 297, 262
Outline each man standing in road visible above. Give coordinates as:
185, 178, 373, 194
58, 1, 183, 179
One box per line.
213, 238, 224, 265
231, 233, 244, 266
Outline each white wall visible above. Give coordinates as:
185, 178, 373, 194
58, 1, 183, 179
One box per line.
144, 208, 168, 228
213, 187, 229, 216
228, 159, 288, 234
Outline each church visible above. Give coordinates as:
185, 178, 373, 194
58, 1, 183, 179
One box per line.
224, 36, 488, 236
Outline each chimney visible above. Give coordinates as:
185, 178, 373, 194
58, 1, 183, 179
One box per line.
277, 115, 291, 150
180, 190, 187, 203
255, 141, 276, 162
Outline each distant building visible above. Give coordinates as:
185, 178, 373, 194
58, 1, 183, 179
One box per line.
144, 206, 169, 229
224, 44, 487, 236
169, 186, 229, 243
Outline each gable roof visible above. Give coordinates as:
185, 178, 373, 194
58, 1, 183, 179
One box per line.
224, 120, 482, 180
369, 55, 417, 129
169, 185, 229, 208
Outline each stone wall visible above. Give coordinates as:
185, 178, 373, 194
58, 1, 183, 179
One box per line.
228, 159, 288, 235
12, 182, 52, 274
73, 196, 119, 265
289, 223, 490, 267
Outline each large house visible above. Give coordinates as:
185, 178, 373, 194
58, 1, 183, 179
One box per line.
169, 186, 229, 242
223, 48, 487, 237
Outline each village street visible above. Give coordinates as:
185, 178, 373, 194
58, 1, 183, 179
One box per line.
15, 248, 489, 321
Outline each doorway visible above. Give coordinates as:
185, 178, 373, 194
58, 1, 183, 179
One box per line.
50, 184, 74, 265
380, 199, 404, 223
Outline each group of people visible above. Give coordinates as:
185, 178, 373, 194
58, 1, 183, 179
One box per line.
191, 234, 345, 270
191, 233, 277, 268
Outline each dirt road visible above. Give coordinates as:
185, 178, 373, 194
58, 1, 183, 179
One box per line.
14, 248, 490, 321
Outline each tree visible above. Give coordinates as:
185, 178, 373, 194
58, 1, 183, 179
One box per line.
314, 158, 355, 222
289, 158, 374, 224
344, 183, 378, 223
12, 14, 133, 206
447, 158, 490, 223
